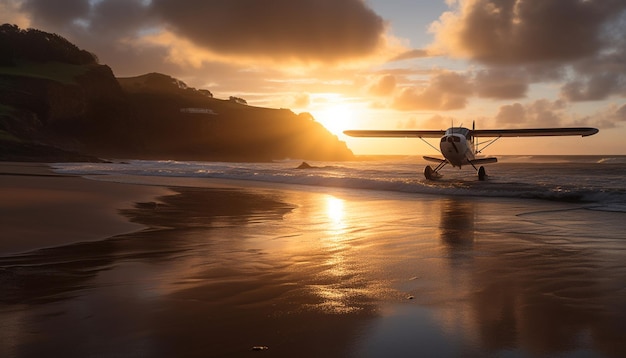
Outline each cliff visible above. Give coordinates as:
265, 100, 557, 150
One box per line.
0, 62, 137, 159
0, 25, 354, 162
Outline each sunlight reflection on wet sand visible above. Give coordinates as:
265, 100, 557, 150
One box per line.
1, 182, 625, 357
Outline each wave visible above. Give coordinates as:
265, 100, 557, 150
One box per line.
596, 157, 626, 164
52, 159, 626, 212
497, 155, 626, 164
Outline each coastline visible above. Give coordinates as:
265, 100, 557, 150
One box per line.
0, 162, 172, 255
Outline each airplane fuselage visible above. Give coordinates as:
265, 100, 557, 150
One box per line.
440, 127, 474, 168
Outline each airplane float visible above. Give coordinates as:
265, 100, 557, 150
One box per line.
344, 123, 598, 180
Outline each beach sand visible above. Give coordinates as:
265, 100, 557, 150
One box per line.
0, 162, 172, 255
1, 163, 624, 357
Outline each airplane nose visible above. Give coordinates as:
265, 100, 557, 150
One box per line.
443, 136, 459, 153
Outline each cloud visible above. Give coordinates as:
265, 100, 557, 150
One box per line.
495, 99, 566, 127
389, 49, 429, 62
427, 0, 626, 106
561, 74, 622, 102
574, 103, 626, 129
495, 99, 626, 129
430, 0, 626, 65
422, 114, 457, 129
560, 34, 626, 101
473, 69, 528, 99
88, 0, 154, 36
617, 104, 626, 121
392, 71, 472, 111
368, 74, 396, 96
494, 102, 525, 126
21, 0, 90, 28
0, 0, 29, 27
151, 0, 387, 63
14, 0, 176, 75
292, 93, 311, 108
389, 68, 530, 111
395, 115, 457, 130
12, 0, 395, 66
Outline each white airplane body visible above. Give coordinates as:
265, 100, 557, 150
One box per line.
344, 124, 599, 180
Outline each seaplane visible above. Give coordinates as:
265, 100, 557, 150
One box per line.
344, 122, 598, 180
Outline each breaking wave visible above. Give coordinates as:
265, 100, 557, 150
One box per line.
53, 157, 626, 212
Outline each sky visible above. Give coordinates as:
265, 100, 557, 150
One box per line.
2, 0, 626, 155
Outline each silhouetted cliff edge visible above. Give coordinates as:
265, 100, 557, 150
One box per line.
0, 24, 354, 162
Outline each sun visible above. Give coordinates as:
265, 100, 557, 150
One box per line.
313, 103, 355, 136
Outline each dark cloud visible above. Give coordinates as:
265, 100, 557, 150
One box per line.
89, 0, 154, 36
151, 0, 386, 62
16, 0, 171, 77
560, 34, 626, 101
495, 99, 566, 127
429, 0, 626, 105
561, 74, 622, 102
473, 69, 528, 99
434, 0, 626, 65
21, 0, 90, 28
21, 0, 156, 39
15, 0, 388, 81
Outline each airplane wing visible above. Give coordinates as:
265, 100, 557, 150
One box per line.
471, 127, 598, 137
343, 130, 446, 138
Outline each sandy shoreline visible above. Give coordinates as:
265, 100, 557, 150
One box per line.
0, 162, 171, 255
1, 162, 624, 357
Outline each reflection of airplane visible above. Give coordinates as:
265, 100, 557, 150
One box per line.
439, 199, 474, 247
344, 122, 598, 180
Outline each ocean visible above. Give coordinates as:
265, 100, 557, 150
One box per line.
54, 155, 626, 211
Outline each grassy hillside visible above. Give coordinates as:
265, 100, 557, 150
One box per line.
0, 61, 90, 85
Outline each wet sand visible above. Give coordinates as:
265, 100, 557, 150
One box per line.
0, 162, 172, 255
1, 163, 625, 357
